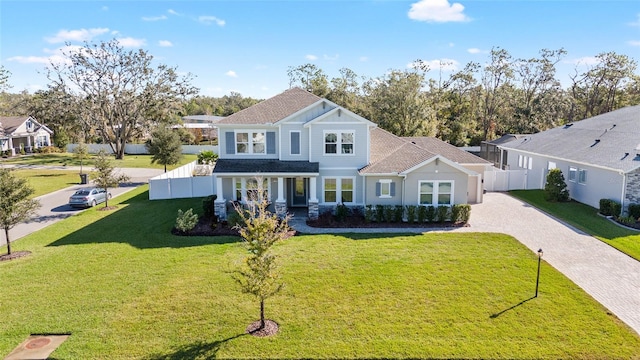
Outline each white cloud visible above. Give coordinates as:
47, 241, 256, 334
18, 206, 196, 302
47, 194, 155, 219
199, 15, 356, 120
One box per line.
168, 9, 181, 16
158, 40, 173, 47
467, 48, 482, 54
408, 0, 470, 23
448, 42, 455, 47
408, 58, 459, 71
305, 54, 318, 61
45, 28, 110, 43
117, 37, 146, 48
567, 56, 600, 66
226, 70, 238, 78
142, 15, 167, 21
628, 40, 640, 46
101, 6, 108, 11
7, 55, 52, 64
629, 13, 640, 27
360, 56, 369, 62
324, 54, 339, 61
199, 15, 225, 26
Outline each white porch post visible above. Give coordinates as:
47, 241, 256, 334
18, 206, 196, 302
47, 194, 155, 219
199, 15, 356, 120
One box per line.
8, 137, 14, 156
214, 176, 227, 220
308, 176, 319, 220
275, 177, 287, 219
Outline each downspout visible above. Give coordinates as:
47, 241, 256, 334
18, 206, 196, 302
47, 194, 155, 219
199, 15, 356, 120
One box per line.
400, 174, 407, 206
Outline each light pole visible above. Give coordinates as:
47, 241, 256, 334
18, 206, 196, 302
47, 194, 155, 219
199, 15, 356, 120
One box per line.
535, 248, 543, 298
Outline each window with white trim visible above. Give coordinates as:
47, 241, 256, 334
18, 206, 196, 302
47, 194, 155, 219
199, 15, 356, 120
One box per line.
568, 167, 577, 182
323, 177, 354, 203
548, 161, 556, 170
419, 181, 454, 206
578, 168, 587, 184
324, 131, 354, 155
379, 179, 392, 198
236, 131, 265, 154
234, 177, 270, 202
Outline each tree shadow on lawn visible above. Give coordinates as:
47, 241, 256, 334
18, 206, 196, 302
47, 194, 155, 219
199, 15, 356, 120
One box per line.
46, 190, 241, 249
145, 333, 247, 360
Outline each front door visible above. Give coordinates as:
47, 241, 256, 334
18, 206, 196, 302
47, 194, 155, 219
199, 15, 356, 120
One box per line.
291, 177, 307, 207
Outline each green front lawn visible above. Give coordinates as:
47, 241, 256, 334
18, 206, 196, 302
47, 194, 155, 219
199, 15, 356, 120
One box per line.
0, 152, 197, 170
14, 169, 80, 198
1, 187, 639, 359
510, 190, 640, 261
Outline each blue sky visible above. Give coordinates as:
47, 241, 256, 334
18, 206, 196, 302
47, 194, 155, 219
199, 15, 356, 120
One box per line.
1, 0, 639, 99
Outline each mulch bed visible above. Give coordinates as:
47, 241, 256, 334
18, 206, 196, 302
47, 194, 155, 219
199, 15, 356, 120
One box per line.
171, 216, 240, 237
306, 216, 469, 229
0, 251, 32, 262
246, 319, 279, 337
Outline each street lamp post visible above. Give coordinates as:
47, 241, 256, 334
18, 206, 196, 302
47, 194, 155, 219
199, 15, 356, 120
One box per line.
535, 248, 543, 298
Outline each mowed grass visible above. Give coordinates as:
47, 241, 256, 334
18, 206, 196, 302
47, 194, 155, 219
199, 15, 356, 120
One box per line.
13, 169, 80, 198
0, 152, 197, 170
511, 190, 640, 261
1, 187, 639, 359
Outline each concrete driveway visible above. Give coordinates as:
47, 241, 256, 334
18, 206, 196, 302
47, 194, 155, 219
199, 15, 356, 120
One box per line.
1, 166, 163, 247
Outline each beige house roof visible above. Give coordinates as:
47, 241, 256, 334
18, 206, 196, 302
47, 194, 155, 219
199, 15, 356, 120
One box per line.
405, 137, 491, 164
216, 87, 322, 125
360, 128, 437, 174
0, 116, 30, 134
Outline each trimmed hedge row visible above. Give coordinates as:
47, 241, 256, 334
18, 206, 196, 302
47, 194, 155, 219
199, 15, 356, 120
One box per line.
364, 204, 471, 224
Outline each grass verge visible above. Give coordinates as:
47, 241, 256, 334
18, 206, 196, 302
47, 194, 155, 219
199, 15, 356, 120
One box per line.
1, 187, 639, 359
510, 190, 640, 261
13, 169, 80, 198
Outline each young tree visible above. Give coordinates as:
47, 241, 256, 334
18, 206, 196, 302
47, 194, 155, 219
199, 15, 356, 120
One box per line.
233, 181, 290, 335
90, 150, 130, 208
0, 169, 41, 256
47, 39, 198, 159
145, 127, 183, 172
544, 168, 570, 202
74, 141, 89, 175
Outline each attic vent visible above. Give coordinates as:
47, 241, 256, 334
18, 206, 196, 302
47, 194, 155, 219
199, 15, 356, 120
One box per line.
590, 139, 601, 147
338, 108, 341, 117
564, 123, 574, 129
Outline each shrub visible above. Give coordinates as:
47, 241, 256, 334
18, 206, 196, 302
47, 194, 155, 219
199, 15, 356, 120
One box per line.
197, 150, 218, 165
544, 168, 570, 202
394, 205, 404, 223
436, 206, 449, 223
383, 205, 395, 222
227, 210, 244, 228
618, 216, 636, 226
406, 205, 417, 223
628, 203, 640, 219
335, 203, 350, 222
451, 204, 471, 224
417, 205, 427, 223
36, 146, 62, 154
599, 199, 621, 217
375, 205, 384, 223
426, 206, 436, 222
202, 195, 217, 220
364, 205, 375, 223
175, 208, 198, 233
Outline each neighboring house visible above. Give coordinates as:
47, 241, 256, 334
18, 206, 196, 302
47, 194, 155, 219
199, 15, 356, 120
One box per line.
0, 116, 53, 156
211, 87, 490, 220
498, 105, 640, 211
180, 115, 224, 142
480, 134, 527, 169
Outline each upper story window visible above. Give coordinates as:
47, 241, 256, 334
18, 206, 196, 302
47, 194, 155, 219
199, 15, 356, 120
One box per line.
568, 166, 577, 182
324, 131, 354, 155
236, 131, 265, 154
578, 168, 587, 184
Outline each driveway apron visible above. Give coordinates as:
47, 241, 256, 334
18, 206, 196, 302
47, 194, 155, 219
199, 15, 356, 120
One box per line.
453, 192, 640, 336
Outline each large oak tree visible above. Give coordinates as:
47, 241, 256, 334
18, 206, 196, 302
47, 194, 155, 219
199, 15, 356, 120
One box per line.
47, 39, 198, 159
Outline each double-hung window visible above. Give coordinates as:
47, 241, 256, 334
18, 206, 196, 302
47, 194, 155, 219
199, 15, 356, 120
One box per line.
419, 181, 454, 206
323, 177, 354, 203
578, 168, 587, 184
568, 167, 577, 182
324, 131, 355, 155
236, 131, 265, 154
234, 177, 270, 202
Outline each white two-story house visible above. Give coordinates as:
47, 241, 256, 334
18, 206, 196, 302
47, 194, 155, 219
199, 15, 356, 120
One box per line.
212, 87, 490, 220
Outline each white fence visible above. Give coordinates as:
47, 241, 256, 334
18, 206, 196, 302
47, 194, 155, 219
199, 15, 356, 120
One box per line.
66, 144, 219, 155
484, 169, 528, 191
148, 161, 216, 200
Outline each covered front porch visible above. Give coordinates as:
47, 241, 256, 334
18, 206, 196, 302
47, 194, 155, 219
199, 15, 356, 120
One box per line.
212, 159, 320, 220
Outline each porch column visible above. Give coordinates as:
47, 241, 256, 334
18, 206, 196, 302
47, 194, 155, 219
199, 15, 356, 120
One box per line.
214, 176, 227, 220
8, 137, 14, 156
275, 177, 287, 219
308, 176, 319, 220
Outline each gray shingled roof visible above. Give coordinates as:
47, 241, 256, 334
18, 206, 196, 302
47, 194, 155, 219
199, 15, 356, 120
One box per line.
0, 116, 30, 134
216, 88, 322, 125
360, 128, 437, 174
405, 137, 490, 164
213, 159, 319, 174
500, 105, 640, 173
